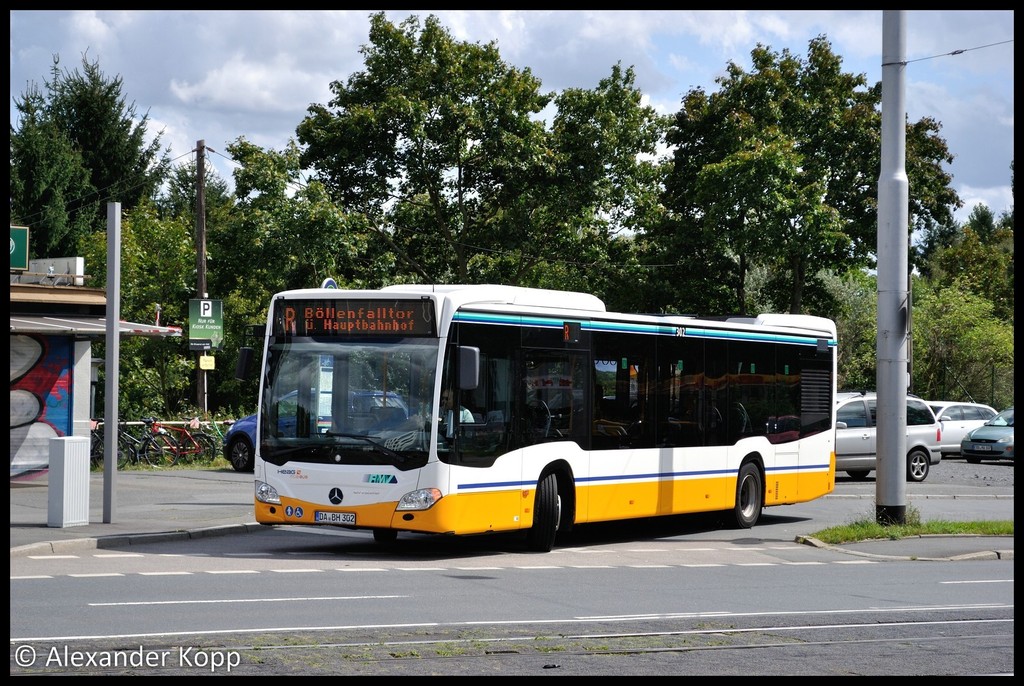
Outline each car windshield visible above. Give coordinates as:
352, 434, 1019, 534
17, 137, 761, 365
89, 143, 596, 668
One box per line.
986, 409, 1013, 427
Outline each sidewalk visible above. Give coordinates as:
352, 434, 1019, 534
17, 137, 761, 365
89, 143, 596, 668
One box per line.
10, 467, 258, 556
10, 467, 1014, 561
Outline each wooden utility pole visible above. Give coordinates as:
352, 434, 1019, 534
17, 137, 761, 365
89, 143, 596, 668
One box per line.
196, 140, 208, 412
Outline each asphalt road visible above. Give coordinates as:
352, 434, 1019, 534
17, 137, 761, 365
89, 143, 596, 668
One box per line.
10, 455, 1013, 675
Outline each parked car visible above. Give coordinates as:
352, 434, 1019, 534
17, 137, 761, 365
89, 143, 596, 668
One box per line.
961, 407, 1014, 463
927, 400, 998, 458
221, 390, 411, 473
834, 392, 942, 482
223, 414, 256, 472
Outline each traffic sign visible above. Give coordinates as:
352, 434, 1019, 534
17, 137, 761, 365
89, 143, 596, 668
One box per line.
189, 299, 224, 350
10, 225, 29, 271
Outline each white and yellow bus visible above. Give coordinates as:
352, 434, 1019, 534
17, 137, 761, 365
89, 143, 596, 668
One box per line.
250, 284, 837, 551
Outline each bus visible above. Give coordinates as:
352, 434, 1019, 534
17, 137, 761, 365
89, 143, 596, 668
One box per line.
248, 284, 837, 551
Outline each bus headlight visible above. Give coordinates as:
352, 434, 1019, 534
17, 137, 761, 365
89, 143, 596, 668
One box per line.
396, 488, 442, 511
255, 480, 281, 505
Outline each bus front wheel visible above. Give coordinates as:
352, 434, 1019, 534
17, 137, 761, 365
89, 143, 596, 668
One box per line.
526, 473, 560, 552
732, 462, 763, 529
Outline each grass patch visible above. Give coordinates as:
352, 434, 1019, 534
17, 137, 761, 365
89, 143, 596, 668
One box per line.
809, 503, 1013, 544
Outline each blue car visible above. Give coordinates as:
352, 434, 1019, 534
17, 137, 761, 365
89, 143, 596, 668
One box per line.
961, 407, 1014, 464
223, 414, 257, 472
222, 390, 410, 472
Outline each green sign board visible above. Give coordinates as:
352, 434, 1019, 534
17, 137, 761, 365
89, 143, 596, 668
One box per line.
189, 299, 224, 351
10, 225, 29, 271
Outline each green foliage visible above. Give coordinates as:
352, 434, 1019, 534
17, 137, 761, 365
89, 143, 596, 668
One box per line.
10, 81, 95, 256
931, 227, 1014, 323
296, 13, 665, 294
10, 52, 169, 256
659, 35, 957, 316
911, 279, 1014, 409
12, 16, 1013, 426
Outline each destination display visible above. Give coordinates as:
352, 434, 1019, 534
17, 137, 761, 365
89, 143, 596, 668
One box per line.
273, 299, 436, 337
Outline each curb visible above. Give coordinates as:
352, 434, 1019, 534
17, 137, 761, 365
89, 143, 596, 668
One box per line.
796, 534, 1014, 561
9, 522, 263, 558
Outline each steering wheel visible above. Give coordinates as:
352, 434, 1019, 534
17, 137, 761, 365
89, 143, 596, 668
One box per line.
527, 399, 552, 439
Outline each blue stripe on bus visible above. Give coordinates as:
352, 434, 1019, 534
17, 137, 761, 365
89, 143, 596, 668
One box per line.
455, 462, 833, 491
453, 312, 836, 347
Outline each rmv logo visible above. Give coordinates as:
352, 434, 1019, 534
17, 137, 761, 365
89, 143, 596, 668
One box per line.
365, 474, 397, 484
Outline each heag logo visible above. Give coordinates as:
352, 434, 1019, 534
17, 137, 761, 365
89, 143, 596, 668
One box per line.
364, 474, 397, 484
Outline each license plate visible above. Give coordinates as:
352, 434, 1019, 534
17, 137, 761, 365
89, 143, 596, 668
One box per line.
315, 511, 356, 524
973, 444, 991, 451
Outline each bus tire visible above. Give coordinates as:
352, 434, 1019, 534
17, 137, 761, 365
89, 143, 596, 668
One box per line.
732, 462, 763, 529
526, 473, 560, 552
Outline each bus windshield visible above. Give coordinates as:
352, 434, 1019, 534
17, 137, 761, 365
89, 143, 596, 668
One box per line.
260, 336, 439, 470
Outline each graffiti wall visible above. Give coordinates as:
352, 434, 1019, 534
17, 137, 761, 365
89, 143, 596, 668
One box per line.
10, 334, 73, 479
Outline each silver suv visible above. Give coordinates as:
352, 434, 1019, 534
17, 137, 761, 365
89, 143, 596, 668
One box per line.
835, 392, 942, 482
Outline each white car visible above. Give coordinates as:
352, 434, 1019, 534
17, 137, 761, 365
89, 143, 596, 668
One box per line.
927, 401, 997, 458
835, 392, 942, 482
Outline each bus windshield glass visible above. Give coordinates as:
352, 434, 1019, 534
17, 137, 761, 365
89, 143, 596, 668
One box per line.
260, 335, 439, 469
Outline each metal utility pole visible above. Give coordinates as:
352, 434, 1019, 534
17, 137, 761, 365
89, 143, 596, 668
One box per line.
196, 140, 208, 412
876, 11, 909, 526
103, 202, 121, 523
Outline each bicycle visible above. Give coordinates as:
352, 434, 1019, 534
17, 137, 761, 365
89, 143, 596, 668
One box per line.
153, 417, 219, 465
136, 417, 181, 467
90, 419, 176, 468
202, 417, 235, 460
90, 419, 138, 469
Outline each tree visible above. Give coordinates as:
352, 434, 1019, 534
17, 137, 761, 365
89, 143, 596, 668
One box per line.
822, 269, 878, 391
661, 36, 958, 315
79, 202, 197, 418
10, 52, 170, 257
9, 80, 94, 257
911, 280, 1014, 410
296, 13, 664, 294
930, 226, 1014, 323
156, 159, 233, 222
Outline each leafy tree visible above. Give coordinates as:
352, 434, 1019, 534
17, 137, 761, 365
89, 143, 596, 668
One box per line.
201, 137, 379, 413
296, 13, 664, 294
156, 158, 233, 222
9, 80, 94, 257
10, 52, 170, 257
297, 12, 551, 284
914, 214, 960, 279
911, 280, 1014, 410
661, 36, 958, 315
79, 203, 197, 417
964, 203, 999, 243
930, 227, 1014, 323
821, 269, 878, 391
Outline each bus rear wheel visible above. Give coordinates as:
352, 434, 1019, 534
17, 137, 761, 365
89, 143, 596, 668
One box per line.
732, 462, 763, 529
526, 473, 560, 552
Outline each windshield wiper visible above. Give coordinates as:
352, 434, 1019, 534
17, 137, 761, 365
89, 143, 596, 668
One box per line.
265, 444, 333, 460
324, 432, 407, 463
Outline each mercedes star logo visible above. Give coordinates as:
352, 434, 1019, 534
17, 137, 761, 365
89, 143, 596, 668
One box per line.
328, 488, 343, 504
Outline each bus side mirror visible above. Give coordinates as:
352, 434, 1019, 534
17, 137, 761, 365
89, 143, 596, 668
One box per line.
458, 346, 480, 390
235, 347, 254, 381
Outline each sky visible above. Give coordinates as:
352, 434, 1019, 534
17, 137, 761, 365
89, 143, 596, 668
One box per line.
9, 10, 1015, 226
